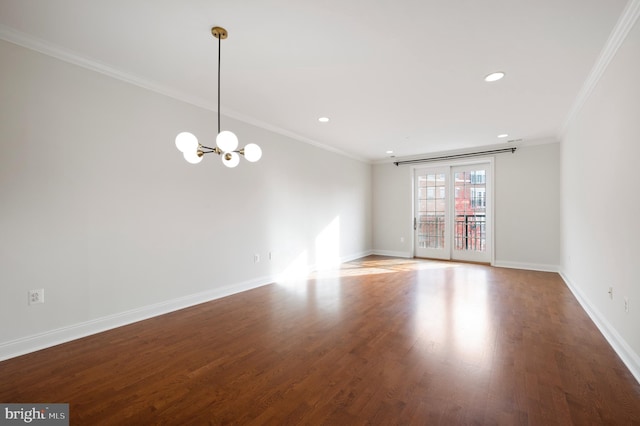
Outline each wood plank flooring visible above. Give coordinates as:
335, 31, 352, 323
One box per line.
1, 256, 639, 425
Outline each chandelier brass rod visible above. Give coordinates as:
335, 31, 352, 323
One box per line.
217, 32, 221, 135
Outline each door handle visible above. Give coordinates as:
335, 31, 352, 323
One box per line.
414, 217, 417, 230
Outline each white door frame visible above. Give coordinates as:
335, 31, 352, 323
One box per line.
413, 166, 450, 260
410, 157, 495, 265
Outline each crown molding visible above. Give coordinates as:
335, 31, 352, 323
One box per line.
0, 24, 217, 112
0, 24, 369, 164
560, 0, 640, 137
219, 109, 369, 163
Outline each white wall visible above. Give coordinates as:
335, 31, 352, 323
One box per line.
494, 143, 560, 271
0, 39, 372, 358
372, 162, 413, 257
560, 17, 640, 380
372, 144, 561, 270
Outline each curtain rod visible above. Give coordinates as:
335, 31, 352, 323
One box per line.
393, 147, 516, 166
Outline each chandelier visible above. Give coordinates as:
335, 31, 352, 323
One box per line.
175, 26, 262, 167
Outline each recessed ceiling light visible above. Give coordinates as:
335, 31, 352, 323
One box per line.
484, 72, 505, 82
318, 117, 330, 123
498, 134, 509, 138
386, 150, 394, 154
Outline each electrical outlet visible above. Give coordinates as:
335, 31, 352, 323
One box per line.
28, 289, 44, 305
269, 251, 273, 261
254, 254, 260, 263
624, 297, 629, 313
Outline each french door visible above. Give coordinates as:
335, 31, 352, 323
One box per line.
414, 162, 492, 263
414, 168, 450, 260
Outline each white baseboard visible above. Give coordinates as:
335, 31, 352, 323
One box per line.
371, 254, 561, 270
560, 271, 640, 385
0, 276, 274, 362
341, 250, 374, 263
371, 249, 412, 258
0, 250, 376, 362
493, 260, 559, 273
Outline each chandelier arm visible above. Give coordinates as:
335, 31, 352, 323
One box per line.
199, 145, 222, 155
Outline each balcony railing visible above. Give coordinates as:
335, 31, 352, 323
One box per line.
417, 216, 445, 249
417, 214, 486, 252
455, 214, 485, 251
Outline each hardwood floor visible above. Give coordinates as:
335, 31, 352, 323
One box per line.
1, 256, 639, 425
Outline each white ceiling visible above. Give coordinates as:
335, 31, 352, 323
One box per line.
0, 0, 630, 161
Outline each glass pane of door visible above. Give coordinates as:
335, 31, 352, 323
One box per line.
452, 165, 490, 263
414, 168, 449, 260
